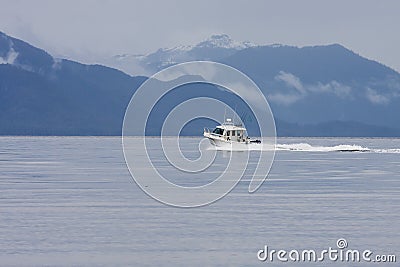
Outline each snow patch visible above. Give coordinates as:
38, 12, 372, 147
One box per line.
196, 34, 255, 50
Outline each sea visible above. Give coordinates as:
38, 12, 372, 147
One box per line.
0, 136, 399, 266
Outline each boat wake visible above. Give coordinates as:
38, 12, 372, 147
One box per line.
276, 143, 400, 153
275, 143, 369, 152
209, 142, 400, 153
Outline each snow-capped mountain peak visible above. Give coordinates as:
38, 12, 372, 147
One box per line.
106, 34, 257, 75
195, 34, 255, 50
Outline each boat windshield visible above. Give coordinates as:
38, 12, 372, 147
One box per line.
212, 128, 224, 135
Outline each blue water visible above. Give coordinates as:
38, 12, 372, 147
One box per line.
0, 137, 399, 266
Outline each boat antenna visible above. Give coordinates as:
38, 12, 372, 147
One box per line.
240, 110, 246, 124
234, 104, 237, 125
224, 106, 227, 123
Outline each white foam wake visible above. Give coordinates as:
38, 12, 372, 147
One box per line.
208, 142, 400, 153
276, 143, 400, 153
373, 148, 400, 153
276, 143, 369, 152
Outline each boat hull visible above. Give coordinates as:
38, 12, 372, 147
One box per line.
205, 136, 250, 150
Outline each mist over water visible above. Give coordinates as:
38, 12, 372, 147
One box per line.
0, 137, 399, 266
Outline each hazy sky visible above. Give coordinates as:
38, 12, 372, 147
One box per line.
1, 0, 399, 71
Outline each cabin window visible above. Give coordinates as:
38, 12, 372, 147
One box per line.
212, 128, 224, 135
232, 130, 236, 136
227, 131, 230, 136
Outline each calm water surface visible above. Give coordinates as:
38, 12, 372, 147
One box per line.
0, 137, 399, 266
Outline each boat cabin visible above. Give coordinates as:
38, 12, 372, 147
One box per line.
210, 120, 247, 142
203, 118, 259, 146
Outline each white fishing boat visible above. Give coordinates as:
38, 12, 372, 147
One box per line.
203, 118, 260, 149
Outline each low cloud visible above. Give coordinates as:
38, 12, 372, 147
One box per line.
385, 76, 400, 97
275, 71, 305, 94
365, 88, 390, 105
308, 81, 351, 97
267, 92, 302, 105
0, 47, 18, 65
52, 57, 62, 70
269, 71, 352, 105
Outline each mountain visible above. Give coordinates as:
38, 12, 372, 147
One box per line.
0, 31, 145, 135
220, 44, 400, 130
105, 36, 400, 135
104, 34, 255, 75
141, 34, 255, 71
1, 31, 400, 136
105, 38, 400, 128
